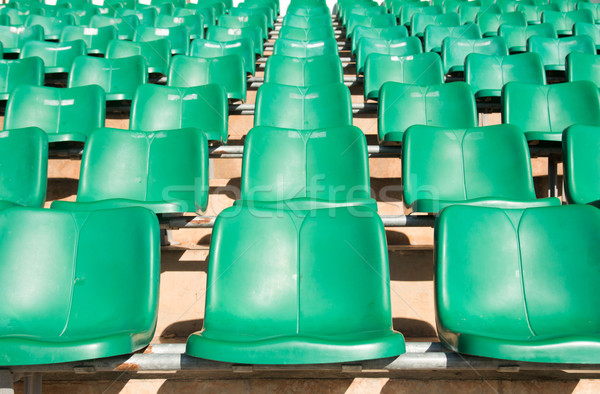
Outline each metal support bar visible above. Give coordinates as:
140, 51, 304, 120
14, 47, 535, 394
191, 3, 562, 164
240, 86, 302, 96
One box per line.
23, 373, 41, 394
0, 370, 14, 394
548, 154, 559, 198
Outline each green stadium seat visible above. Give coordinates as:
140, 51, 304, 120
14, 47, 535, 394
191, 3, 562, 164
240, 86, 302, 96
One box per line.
442, 36, 508, 74
389, 0, 423, 18
402, 124, 560, 214
567, 51, 600, 87
254, 82, 352, 129
424, 23, 481, 53
116, 7, 157, 27
346, 13, 396, 38
68, 55, 147, 101
378, 81, 477, 143
175, 7, 213, 29
527, 35, 595, 71
541, 9, 593, 36
411, 12, 459, 38
264, 54, 342, 86
56, 8, 99, 26
90, 14, 140, 41
106, 38, 171, 74
0, 25, 43, 54
218, 14, 268, 39
0, 206, 159, 365
60, 25, 117, 55
573, 22, 600, 51
563, 125, 600, 207
273, 37, 339, 58
435, 203, 600, 363
238, 1, 278, 23
287, 3, 328, 16
476, 10, 527, 37
206, 25, 263, 56
4, 85, 105, 143
133, 24, 189, 55
0, 57, 43, 101
398, 3, 442, 27
503, 80, 600, 142
185, 204, 405, 364
356, 36, 422, 75
459, 2, 497, 25
24, 14, 74, 40
190, 38, 255, 75
156, 13, 204, 39
576, 1, 600, 23
516, 3, 560, 24
351, 25, 408, 55
0, 7, 34, 25
345, 4, 386, 26
364, 52, 444, 100
50, 127, 208, 213
496, 0, 520, 13
130, 84, 228, 143
499, 23, 557, 53
0, 127, 47, 210
466, 52, 546, 98
20, 40, 86, 74
279, 25, 334, 41
551, 0, 584, 12
442, 0, 471, 14
238, 125, 376, 210
167, 54, 246, 102
282, 13, 332, 28
230, 6, 274, 30
136, 2, 175, 16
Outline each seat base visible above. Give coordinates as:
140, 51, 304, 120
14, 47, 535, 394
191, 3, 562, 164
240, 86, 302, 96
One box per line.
405, 197, 561, 214
46, 133, 88, 143
525, 131, 563, 142
51, 198, 200, 214
380, 131, 404, 144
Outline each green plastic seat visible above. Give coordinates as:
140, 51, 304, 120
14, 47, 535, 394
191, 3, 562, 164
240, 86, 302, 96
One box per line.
443, 0, 474, 14
174, 7, 213, 29
516, 3, 560, 24
378, 81, 477, 143
346, 13, 396, 38
424, 23, 481, 53
344, 4, 386, 27
206, 25, 263, 56
541, 10, 593, 36
476, 10, 527, 37
130, 84, 228, 143
116, 7, 157, 26
106, 38, 170, 74
133, 24, 189, 55
562, 125, 600, 207
278, 25, 334, 41
287, 3, 328, 17
567, 51, 600, 87
364, 52, 444, 100
218, 14, 267, 40
0, 25, 43, 54
90, 14, 140, 41
273, 37, 338, 58
136, 2, 175, 16
435, 203, 600, 363
410, 12, 459, 38
577, 1, 600, 23
20, 40, 86, 74
351, 25, 408, 55
50, 127, 208, 213
238, 125, 376, 210
60, 25, 117, 55
56, 8, 99, 26
466, 52, 546, 98
459, 2, 495, 25
398, 3, 442, 27
442, 36, 507, 74
356, 36, 422, 76
190, 38, 255, 75
573, 22, 600, 51
264, 54, 343, 87
503, 80, 600, 142
0, 205, 159, 366
68, 55, 147, 101
254, 82, 352, 130
402, 124, 560, 214
0, 7, 34, 25
499, 23, 557, 53
185, 204, 405, 364
167, 54, 246, 102
4, 85, 105, 143
0, 127, 47, 209
527, 35, 595, 71
282, 13, 332, 28
551, 0, 584, 12
24, 14, 74, 40
156, 13, 204, 39
230, 6, 274, 30
0, 56, 43, 100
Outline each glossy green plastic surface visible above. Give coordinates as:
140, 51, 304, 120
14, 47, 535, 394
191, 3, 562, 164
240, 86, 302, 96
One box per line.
378, 81, 477, 143
424, 23, 481, 53
516, 3, 560, 24
230, 6, 273, 30
218, 14, 268, 39
186, 204, 405, 364
0, 206, 159, 366
551, 0, 583, 12
503, 80, 600, 142
134, 24, 189, 55
207, 25, 263, 56
542, 10, 594, 36
51, 127, 208, 213
4, 85, 105, 143
190, 38, 255, 75
356, 36, 422, 75
402, 124, 559, 213
273, 37, 338, 58
577, 1, 600, 23
130, 84, 228, 143
282, 13, 332, 28
0, 57, 43, 100
68, 55, 148, 101
20, 40, 85, 74
264, 54, 342, 86
527, 35, 595, 71
24, 14, 73, 40
435, 204, 600, 363
279, 25, 334, 41
499, 23, 557, 53
442, 36, 508, 73
562, 125, 600, 207
364, 52, 443, 100
346, 13, 396, 38
157, 13, 204, 39
567, 51, 600, 87
0, 25, 43, 53
90, 14, 139, 41
466, 52, 546, 98
106, 38, 171, 74
398, 3, 441, 26
573, 22, 600, 50
459, 2, 491, 24
238, 125, 375, 210
477, 11, 527, 37
411, 12, 459, 38
57, 8, 100, 25
167, 54, 246, 101
60, 25, 117, 55
0, 127, 47, 209
255, 82, 352, 129
117, 8, 157, 27
351, 25, 408, 55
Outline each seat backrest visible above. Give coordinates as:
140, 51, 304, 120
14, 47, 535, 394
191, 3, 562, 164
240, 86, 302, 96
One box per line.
356, 36, 423, 75
364, 52, 444, 100
562, 125, 600, 206
90, 14, 140, 40
279, 25, 334, 41
378, 81, 477, 142
542, 9, 594, 32
133, 24, 190, 55
351, 25, 408, 55
567, 51, 600, 88
20, 40, 86, 71
550, 0, 581, 12
272, 37, 339, 58
24, 14, 74, 39
347, 13, 396, 37
0, 57, 43, 99
190, 38, 255, 75
577, 1, 600, 20
442, 36, 508, 73
573, 22, 600, 46
130, 83, 228, 143
282, 13, 332, 28
77, 127, 208, 212
206, 25, 263, 55
106, 38, 171, 74
264, 54, 343, 86
4, 85, 105, 143
241, 125, 371, 203
254, 82, 352, 130
516, 3, 560, 23
477, 10, 527, 36
60, 25, 117, 54
411, 12, 460, 37
399, 3, 442, 26
402, 124, 537, 212
527, 35, 595, 69
424, 23, 481, 52
0, 25, 44, 52
499, 23, 557, 52
0, 127, 47, 207
156, 13, 204, 38
218, 13, 268, 39
116, 7, 157, 26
